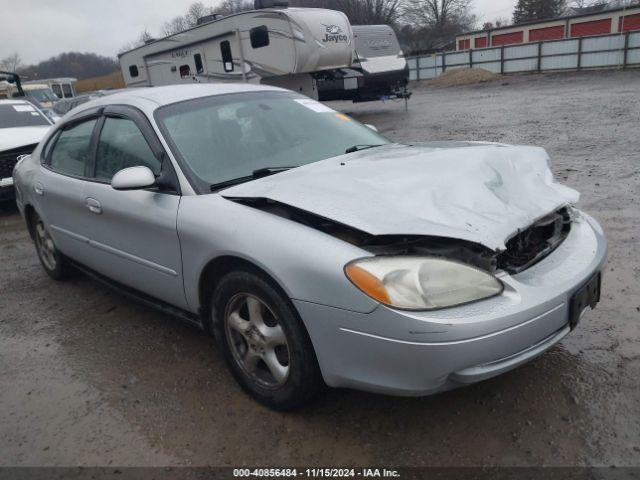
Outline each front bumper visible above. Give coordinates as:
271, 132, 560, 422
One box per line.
295, 210, 607, 396
0, 177, 15, 201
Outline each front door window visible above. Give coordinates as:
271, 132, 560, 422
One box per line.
94, 117, 161, 182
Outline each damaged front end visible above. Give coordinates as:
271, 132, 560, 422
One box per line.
230, 197, 573, 275
497, 207, 572, 274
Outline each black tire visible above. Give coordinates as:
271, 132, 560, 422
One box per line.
210, 270, 324, 410
31, 211, 72, 281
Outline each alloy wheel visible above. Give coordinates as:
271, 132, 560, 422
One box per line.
34, 219, 57, 271
224, 293, 290, 389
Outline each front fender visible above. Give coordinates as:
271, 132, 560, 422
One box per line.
12, 154, 38, 220
177, 194, 379, 314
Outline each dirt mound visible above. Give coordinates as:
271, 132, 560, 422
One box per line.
427, 68, 500, 87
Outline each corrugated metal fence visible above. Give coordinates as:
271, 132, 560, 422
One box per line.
408, 30, 640, 80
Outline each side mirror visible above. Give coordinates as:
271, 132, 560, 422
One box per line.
111, 166, 156, 191
365, 124, 378, 132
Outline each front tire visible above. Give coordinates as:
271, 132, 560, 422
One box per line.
211, 270, 324, 410
31, 212, 72, 281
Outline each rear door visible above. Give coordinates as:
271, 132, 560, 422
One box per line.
33, 113, 101, 266
79, 106, 187, 309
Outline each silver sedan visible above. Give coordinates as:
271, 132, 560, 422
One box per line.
13, 84, 607, 410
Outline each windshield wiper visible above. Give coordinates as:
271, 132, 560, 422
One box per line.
210, 166, 295, 192
210, 176, 254, 192
252, 166, 295, 178
345, 144, 385, 154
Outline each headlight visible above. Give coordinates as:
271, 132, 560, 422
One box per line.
345, 256, 503, 311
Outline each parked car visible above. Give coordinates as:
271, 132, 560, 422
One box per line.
0, 99, 52, 201
13, 84, 607, 410
34, 77, 77, 100
11, 83, 60, 109
0, 72, 60, 123
53, 90, 121, 116
19, 97, 61, 124
53, 93, 97, 116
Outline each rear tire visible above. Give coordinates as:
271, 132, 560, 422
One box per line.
31, 212, 72, 281
210, 270, 324, 410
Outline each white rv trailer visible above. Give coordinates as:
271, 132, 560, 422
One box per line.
315, 24, 410, 103
118, 5, 354, 100
32, 78, 78, 99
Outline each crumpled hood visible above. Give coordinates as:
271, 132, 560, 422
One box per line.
222, 143, 580, 251
0, 126, 50, 152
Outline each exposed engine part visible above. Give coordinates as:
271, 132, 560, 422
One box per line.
361, 235, 497, 272
230, 198, 497, 272
498, 207, 572, 274
231, 198, 572, 275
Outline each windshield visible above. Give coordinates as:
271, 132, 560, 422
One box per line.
27, 88, 59, 103
0, 104, 50, 128
156, 91, 390, 191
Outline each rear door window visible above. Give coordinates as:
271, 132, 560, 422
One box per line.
94, 117, 161, 182
49, 119, 98, 177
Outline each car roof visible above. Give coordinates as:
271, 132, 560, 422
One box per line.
72, 83, 289, 116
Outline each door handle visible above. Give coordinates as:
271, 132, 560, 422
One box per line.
34, 182, 44, 196
85, 197, 102, 215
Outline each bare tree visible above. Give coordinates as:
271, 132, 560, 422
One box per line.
570, 0, 593, 6
398, 0, 476, 53
346, 0, 405, 25
216, 0, 253, 15
162, 16, 188, 36
482, 17, 509, 29
139, 30, 154, 43
335, 0, 404, 25
403, 0, 474, 31
290, 0, 405, 25
566, 0, 609, 13
160, 2, 221, 35
185, 2, 213, 26
118, 30, 155, 54
604, 0, 639, 6
0, 52, 23, 73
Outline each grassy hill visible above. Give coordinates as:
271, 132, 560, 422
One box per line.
76, 71, 125, 93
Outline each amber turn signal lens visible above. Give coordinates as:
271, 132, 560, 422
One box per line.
345, 264, 391, 305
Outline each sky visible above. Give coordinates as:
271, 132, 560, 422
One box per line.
0, 0, 517, 65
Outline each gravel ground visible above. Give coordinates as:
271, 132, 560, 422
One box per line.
1, 69, 639, 468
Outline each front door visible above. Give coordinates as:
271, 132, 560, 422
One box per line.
79, 110, 187, 309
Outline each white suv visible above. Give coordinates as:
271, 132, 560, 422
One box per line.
0, 99, 52, 201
